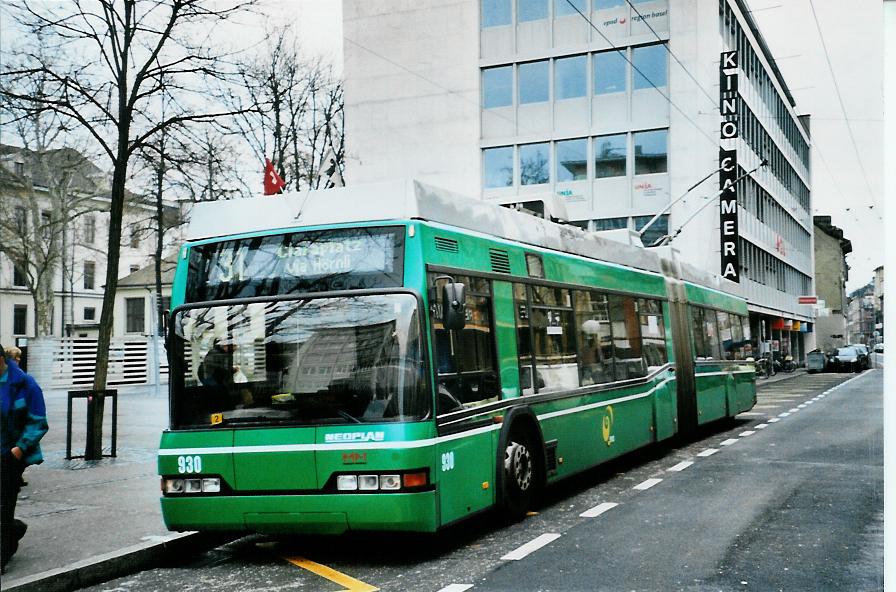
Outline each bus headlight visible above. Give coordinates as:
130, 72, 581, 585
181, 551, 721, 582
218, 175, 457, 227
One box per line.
185, 479, 202, 493
336, 475, 358, 491
165, 479, 185, 493
380, 475, 401, 490
358, 475, 379, 491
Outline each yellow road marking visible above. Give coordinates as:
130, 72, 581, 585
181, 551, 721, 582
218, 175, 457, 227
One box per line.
284, 556, 379, 592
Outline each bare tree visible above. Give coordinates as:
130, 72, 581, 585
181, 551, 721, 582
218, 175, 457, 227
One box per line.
1, 0, 255, 397
0, 58, 103, 337
226, 24, 344, 192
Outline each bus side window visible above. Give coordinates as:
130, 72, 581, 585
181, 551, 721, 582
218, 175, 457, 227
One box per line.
530, 285, 577, 392
574, 290, 614, 386
429, 273, 500, 414
690, 306, 707, 359
717, 311, 734, 360
637, 298, 667, 370
607, 294, 645, 379
703, 308, 722, 360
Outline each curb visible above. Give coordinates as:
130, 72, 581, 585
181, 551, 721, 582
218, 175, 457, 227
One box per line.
3, 531, 237, 592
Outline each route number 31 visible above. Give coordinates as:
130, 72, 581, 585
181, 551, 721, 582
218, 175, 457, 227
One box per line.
441, 451, 455, 472
177, 455, 202, 474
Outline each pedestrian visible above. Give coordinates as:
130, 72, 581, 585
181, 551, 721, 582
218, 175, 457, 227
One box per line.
1, 342, 48, 573
2, 346, 20, 364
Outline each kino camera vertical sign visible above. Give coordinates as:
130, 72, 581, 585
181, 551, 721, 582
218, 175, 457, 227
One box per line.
719, 50, 739, 282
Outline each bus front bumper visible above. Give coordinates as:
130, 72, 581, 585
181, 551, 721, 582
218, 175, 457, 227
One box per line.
161, 490, 438, 535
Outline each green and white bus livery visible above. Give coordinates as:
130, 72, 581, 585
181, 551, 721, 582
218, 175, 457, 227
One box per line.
158, 180, 755, 535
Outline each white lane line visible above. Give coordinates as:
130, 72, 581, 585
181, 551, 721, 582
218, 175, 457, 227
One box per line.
779, 412, 791, 417
788, 408, 800, 412
580, 501, 619, 518
501, 533, 562, 561
720, 438, 739, 446
806, 400, 815, 405
437, 585, 474, 592
751, 404, 780, 409
633, 478, 663, 491
797, 404, 808, 408
819, 394, 827, 398
739, 430, 756, 437
768, 417, 781, 423
738, 412, 766, 417
755, 423, 769, 429
668, 460, 694, 472
697, 448, 719, 457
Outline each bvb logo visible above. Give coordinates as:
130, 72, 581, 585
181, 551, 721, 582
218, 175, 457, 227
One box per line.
601, 405, 616, 446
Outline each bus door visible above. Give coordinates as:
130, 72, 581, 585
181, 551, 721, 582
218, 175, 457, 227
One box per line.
430, 273, 504, 525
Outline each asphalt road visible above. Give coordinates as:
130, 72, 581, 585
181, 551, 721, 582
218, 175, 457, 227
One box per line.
81, 370, 883, 592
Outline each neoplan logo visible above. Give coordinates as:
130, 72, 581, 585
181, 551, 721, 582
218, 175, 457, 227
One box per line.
325, 431, 385, 443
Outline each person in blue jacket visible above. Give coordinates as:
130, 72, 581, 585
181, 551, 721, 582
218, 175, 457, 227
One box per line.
0, 343, 48, 573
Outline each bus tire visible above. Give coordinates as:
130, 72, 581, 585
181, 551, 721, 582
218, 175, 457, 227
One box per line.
500, 426, 540, 522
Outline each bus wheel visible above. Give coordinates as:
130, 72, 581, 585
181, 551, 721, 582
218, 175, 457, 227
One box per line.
502, 429, 538, 520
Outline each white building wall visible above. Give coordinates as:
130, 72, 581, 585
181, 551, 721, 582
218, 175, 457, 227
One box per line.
343, 0, 481, 197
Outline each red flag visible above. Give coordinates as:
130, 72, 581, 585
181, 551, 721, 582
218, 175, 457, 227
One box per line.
263, 158, 286, 195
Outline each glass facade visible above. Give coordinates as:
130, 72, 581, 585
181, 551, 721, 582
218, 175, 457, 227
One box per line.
633, 129, 667, 174
556, 139, 587, 181
594, 50, 626, 94
633, 44, 668, 90
518, 0, 548, 21
594, 133, 627, 178
554, 55, 587, 100
482, 0, 511, 27
484, 146, 514, 188
482, 66, 512, 109
520, 143, 550, 185
519, 60, 549, 104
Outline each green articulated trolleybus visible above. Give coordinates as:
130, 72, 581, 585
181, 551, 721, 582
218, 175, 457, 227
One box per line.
158, 179, 755, 535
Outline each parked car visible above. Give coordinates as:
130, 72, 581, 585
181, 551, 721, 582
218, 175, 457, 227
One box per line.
828, 346, 863, 372
874, 342, 884, 353
848, 344, 871, 369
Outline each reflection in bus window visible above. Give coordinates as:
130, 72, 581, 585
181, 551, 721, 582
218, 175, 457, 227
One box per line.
690, 307, 707, 359
608, 294, 646, 379
514, 283, 538, 395
531, 302, 578, 392
703, 309, 722, 359
574, 291, 614, 385
717, 311, 734, 360
429, 273, 499, 413
637, 298, 667, 370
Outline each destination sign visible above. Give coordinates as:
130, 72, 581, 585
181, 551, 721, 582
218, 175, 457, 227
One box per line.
185, 227, 405, 302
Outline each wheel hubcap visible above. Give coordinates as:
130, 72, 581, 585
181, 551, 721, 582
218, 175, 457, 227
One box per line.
505, 441, 532, 492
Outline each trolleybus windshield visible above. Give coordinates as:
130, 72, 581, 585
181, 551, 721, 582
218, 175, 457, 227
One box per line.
185, 226, 404, 302
170, 294, 428, 429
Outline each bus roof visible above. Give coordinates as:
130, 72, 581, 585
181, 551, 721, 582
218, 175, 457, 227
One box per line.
186, 179, 741, 299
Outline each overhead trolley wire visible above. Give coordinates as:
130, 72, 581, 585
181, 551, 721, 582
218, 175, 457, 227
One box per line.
807, 0, 879, 211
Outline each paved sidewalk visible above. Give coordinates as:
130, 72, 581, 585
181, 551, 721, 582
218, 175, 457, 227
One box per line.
1, 384, 199, 590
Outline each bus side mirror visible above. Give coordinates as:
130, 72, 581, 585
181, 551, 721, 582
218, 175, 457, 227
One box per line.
441, 282, 466, 331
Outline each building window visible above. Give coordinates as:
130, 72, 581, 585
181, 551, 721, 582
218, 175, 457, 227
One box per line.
518, 60, 549, 104
594, 133, 627, 178
14, 162, 24, 176
633, 43, 668, 90
126, 297, 145, 334
554, 55, 587, 99
84, 261, 96, 290
84, 307, 96, 321
518, 0, 547, 22
482, 0, 511, 27
554, 0, 585, 17
83, 215, 96, 244
594, 0, 624, 8
13, 305, 27, 336
130, 265, 140, 274
13, 263, 27, 287
483, 146, 514, 188
519, 142, 550, 185
130, 225, 140, 248
633, 129, 668, 174
40, 210, 52, 240
593, 217, 628, 231
14, 207, 27, 234
556, 139, 587, 182
482, 66, 512, 109
634, 214, 668, 247
594, 50, 626, 94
